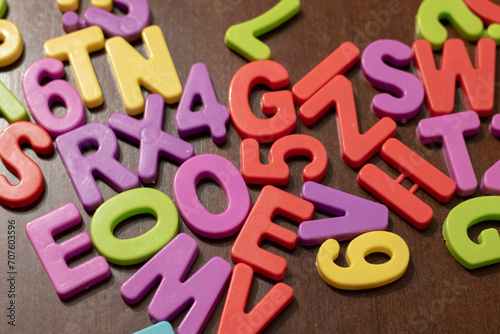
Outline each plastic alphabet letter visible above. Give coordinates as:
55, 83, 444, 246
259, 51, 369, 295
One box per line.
44, 26, 105, 109
25, 203, 110, 299
106, 25, 182, 115
299, 75, 397, 168
417, 110, 480, 196
57, 0, 79, 12
108, 94, 194, 184
481, 116, 500, 195
298, 182, 389, 246
361, 39, 424, 122
413, 38, 496, 118
443, 196, 500, 269
358, 138, 456, 229
217, 263, 293, 334
415, 0, 484, 50
0, 80, 28, 123
0, 0, 6, 19
463, 0, 500, 42
240, 134, 328, 185
292, 42, 360, 105
464, 0, 500, 24
173, 154, 250, 239
228, 60, 296, 143
225, 0, 300, 61
23, 58, 85, 137
176, 63, 229, 144
86, 0, 149, 42
490, 114, 500, 137
61, 11, 87, 33
316, 231, 410, 290
57, 0, 113, 12
63, 0, 150, 43
0, 19, 23, 67
0, 122, 53, 208
121, 233, 231, 334
88, 0, 114, 11
55, 122, 140, 211
231, 185, 314, 281
91, 188, 179, 265
133, 322, 175, 334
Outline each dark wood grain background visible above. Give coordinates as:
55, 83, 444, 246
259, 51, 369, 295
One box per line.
1, 0, 499, 333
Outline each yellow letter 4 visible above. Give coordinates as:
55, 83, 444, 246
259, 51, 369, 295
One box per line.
316, 231, 410, 290
105, 25, 182, 116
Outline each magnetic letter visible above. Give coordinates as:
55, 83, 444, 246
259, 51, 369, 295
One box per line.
0, 122, 53, 208
0, 19, 23, 67
228, 60, 296, 143
0, 80, 28, 123
57, 0, 79, 12
134, 322, 175, 334
361, 39, 424, 122
121, 233, 231, 334
416, 0, 484, 50
481, 116, 500, 195
55, 122, 140, 211
413, 38, 496, 118
91, 188, 179, 265
173, 154, 250, 239
218, 263, 293, 334
224, 0, 300, 61
25, 203, 110, 299
23, 58, 85, 137
83, 0, 149, 42
0, 0, 6, 19
106, 25, 182, 115
299, 75, 397, 168
108, 94, 194, 184
64, 0, 150, 42
292, 42, 360, 105
464, 0, 500, 41
417, 110, 480, 196
298, 182, 389, 246
443, 196, 500, 269
231, 185, 314, 281
44, 26, 105, 109
358, 138, 456, 229
57, 0, 113, 12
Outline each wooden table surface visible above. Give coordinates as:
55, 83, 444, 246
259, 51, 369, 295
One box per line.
1, 0, 499, 333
